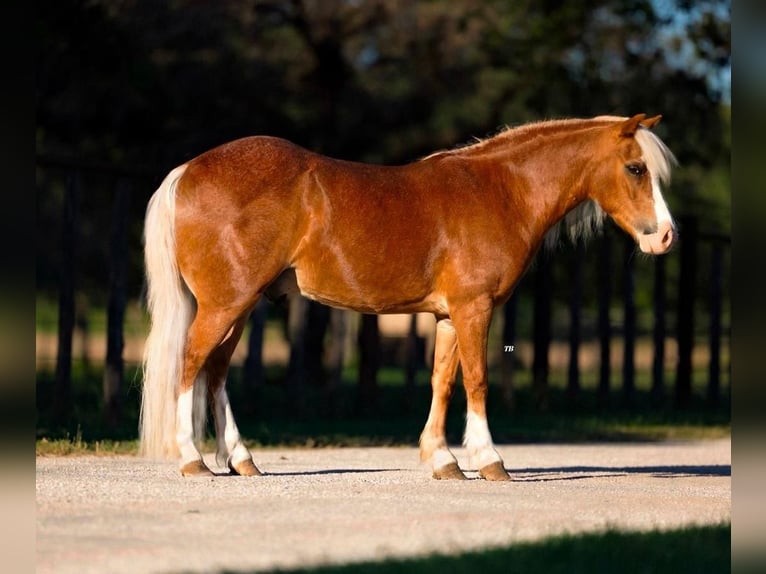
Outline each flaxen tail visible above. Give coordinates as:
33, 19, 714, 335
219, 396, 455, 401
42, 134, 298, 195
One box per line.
140, 165, 206, 459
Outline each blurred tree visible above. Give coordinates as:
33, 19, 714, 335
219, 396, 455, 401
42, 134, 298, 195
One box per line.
36, 0, 729, 407
37, 0, 730, 215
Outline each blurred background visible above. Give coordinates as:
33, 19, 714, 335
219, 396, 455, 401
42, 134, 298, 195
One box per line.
35, 0, 730, 448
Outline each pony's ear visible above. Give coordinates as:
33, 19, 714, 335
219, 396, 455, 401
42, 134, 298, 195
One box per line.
640, 114, 662, 129
620, 114, 647, 137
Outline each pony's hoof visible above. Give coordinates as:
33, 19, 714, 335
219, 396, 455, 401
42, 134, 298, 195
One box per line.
479, 461, 511, 481
180, 460, 214, 478
433, 462, 468, 480
229, 458, 263, 477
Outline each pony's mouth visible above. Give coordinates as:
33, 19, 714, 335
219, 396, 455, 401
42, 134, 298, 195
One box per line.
638, 220, 676, 254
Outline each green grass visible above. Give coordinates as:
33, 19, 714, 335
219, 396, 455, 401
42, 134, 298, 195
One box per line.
217, 523, 731, 574
35, 295, 150, 337
36, 360, 729, 457
36, 435, 137, 456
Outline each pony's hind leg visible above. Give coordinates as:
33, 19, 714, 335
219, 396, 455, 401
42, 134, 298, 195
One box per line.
206, 314, 262, 476
177, 305, 248, 477
419, 318, 466, 480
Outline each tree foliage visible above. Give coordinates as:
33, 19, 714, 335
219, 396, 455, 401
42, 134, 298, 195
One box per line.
36, 0, 730, 301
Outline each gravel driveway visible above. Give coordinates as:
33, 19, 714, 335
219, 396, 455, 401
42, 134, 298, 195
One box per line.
36, 438, 730, 573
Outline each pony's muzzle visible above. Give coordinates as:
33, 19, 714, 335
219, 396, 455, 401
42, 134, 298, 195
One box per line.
638, 220, 676, 254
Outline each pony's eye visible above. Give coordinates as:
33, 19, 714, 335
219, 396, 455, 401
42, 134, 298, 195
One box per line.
626, 163, 647, 177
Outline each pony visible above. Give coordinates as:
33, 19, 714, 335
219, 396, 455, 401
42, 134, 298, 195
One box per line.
140, 113, 676, 480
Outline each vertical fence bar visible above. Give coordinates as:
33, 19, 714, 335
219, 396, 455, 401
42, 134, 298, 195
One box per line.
357, 313, 379, 414
708, 240, 723, 405
103, 177, 130, 427
567, 241, 585, 406
675, 217, 697, 408
54, 171, 80, 426
404, 313, 419, 411
243, 298, 268, 391
597, 232, 612, 407
325, 308, 348, 399
532, 252, 552, 411
306, 302, 330, 386
286, 294, 308, 414
651, 254, 666, 405
501, 291, 518, 412
622, 236, 636, 406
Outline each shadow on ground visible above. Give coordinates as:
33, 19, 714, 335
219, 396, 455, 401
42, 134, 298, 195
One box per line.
218, 523, 731, 574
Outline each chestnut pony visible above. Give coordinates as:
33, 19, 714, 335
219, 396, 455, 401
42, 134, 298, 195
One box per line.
141, 113, 676, 480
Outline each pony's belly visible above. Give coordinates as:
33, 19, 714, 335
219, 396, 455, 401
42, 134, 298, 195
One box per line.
292, 266, 442, 315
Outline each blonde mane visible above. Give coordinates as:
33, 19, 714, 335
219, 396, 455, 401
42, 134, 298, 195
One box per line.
543, 199, 606, 250
635, 127, 677, 186
422, 117, 620, 161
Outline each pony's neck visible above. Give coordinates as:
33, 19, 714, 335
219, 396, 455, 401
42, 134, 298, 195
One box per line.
485, 121, 608, 247
423, 118, 613, 251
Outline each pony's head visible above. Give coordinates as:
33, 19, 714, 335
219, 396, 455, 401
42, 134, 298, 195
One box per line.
590, 114, 677, 254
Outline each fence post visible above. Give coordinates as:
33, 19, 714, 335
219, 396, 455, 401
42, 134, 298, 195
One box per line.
357, 313, 379, 414
675, 216, 697, 408
501, 291, 518, 412
567, 241, 585, 407
404, 314, 419, 410
243, 298, 269, 391
651, 254, 667, 405
325, 308, 348, 403
708, 240, 723, 405
306, 301, 330, 386
597, 231, 612, 408
532, 252, 552, 411
622, 235, 636, 406
286, 294, 308, 414
103, 178, 130, 428
54, 171, 80, 426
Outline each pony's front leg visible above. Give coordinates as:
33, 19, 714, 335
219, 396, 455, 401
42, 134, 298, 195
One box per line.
452, 300, 511, 481
177, 307, 249, 477
420, 319, 466, 480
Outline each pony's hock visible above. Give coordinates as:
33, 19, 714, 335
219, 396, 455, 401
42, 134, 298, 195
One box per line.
140, 114, 677, 479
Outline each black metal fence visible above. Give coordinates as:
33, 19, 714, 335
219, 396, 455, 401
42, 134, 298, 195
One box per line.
499, 218, 730, 411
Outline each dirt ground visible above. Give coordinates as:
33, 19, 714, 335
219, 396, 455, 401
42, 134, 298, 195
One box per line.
36, 438, 730, 574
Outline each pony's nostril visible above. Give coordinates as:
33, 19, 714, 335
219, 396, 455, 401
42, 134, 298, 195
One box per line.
658, 221, 675, 249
